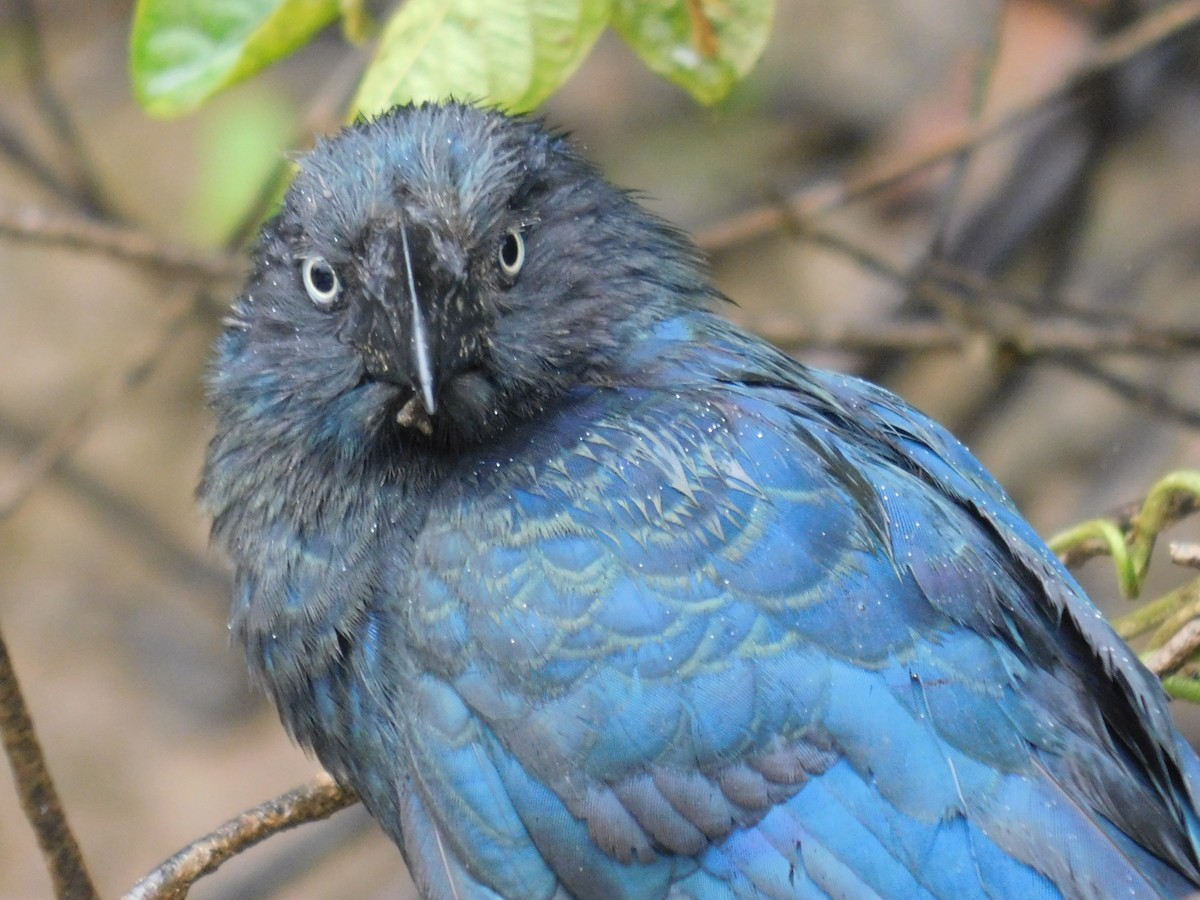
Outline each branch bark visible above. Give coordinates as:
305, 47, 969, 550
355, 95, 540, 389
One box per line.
0, 625, 99, 900
696, 0, 1200, 253
125, 774, 359, 900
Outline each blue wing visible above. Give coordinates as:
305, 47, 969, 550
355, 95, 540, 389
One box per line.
324, 312, 1200, 899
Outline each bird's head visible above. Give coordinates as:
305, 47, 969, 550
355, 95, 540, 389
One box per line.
213, 102, 713, 452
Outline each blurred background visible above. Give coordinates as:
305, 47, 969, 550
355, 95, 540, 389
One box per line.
4, 0, 1200, 896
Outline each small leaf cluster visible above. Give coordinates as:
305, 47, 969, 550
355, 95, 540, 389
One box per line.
130, 0, 774, 118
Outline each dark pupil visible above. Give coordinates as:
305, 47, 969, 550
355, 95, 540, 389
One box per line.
501, 233, 520, 267
310, 264, 335, 294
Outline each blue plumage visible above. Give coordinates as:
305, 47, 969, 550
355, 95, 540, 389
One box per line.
200, 102, 1200, 898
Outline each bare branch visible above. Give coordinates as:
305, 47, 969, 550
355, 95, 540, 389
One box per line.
1049, 354, 1200, 429
1058, 485, 1200, 571
0, 202, 243, 281
0, 626, 99, 900
696, 0, 1200, 253
1145, 618, 1200, 676
125, 774, 359, 900
1171, 543, 1200, 570
752, 220, 1200, 360
749, 314, 1200, 360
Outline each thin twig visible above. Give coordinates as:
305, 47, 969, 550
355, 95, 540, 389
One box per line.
763, 218, 1200, 427
1112, 577, 1200, 642
749, 314, 1200, 359
0, 624, 99, 900
760, 220, 1200, 358
921, 0, 1005, 262
1049, 353, 1200, 428
125, 773, 360, 900
0, 202, 243, 281
754, 191, 1178, 340
1057, 486, 1200, 571
11, 0, 111, 216
696, 0, 1200, 253
1144, 618, 1200, 676
785, 204, 1200, 427
0, 289, 200, 522
1171, 543, 1200, 569
0, 116, 82, 206
203, 808, 374, 899
921, 255, 1110, 321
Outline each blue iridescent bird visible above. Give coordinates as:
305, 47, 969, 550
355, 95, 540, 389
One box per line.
199, 102, 1200, 898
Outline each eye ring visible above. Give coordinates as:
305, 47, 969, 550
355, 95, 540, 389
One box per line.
302, 257, 342, 309
498, 229, 525, 279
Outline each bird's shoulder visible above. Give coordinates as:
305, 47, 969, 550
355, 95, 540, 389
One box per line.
380, 311, 1200, 892
399, 310, 1140, 702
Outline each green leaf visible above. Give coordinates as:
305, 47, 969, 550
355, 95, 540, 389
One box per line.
131, 0, 339, 117
611, 0, 773, 105
353, 0, 611, 117
185, 91, 295, 245
339, 0, 373, 43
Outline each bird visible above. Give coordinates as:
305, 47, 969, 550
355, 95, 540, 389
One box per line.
199, 101, 1200, 899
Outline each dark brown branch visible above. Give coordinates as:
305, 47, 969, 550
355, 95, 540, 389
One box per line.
749, 314, 1200, 360
755, 220, 1200, 360
696, 0, 1200, 253
765, 215, 1200, 427
0, 625, 99, 900
125, 774, 360, 900
0, 202, 243, 281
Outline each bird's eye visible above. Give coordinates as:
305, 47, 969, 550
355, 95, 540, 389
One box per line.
498, 229, 525, 279
302, 257, 342, 309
